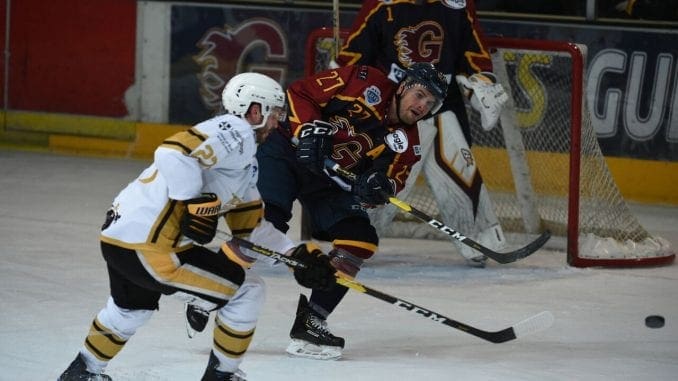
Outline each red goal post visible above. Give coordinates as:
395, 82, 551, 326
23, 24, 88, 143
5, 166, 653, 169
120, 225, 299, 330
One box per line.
303, 28, 675, 268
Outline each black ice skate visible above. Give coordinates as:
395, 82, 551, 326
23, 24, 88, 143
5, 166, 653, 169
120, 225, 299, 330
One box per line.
186, 303, 210, 338
57, 353, 112, 381
201, 351, 246, 381
286, 294, 345, 360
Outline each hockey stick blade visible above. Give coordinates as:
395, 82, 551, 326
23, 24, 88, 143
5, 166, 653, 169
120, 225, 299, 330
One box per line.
226, 234, 553, 343
324, 159, 551, 264
336, 277, 554, 343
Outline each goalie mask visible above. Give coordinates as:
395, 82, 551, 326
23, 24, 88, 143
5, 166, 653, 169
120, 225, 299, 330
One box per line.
221, 72, 286, 129
402, 62, 448, 114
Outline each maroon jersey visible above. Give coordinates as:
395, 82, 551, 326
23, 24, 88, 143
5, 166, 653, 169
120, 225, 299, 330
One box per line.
336, 0, 491, 115
286, 64, 421, 193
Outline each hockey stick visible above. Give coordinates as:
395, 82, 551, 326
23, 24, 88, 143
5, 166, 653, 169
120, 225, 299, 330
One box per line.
324, 159, 551, 264
331, 0, 340, 61
226, 234, 554, 343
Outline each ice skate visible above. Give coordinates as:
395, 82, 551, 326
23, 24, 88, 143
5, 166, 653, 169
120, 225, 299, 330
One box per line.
201, 351, 247, 381
57, 353, 111, 381
286, 294, 344, 360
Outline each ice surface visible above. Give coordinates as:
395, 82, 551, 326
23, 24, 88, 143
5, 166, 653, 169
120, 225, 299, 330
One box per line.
1, 150, 676, 381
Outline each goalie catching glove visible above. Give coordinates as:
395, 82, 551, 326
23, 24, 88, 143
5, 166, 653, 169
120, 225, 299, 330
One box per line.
456, 72, 509, 131
289, 243, 336, 291
352, 168, 395, 206
180, 193, 221, 244
295, 120, 335, 175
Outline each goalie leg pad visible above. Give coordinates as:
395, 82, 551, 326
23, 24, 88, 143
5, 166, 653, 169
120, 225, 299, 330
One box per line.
424, 111, 504, 263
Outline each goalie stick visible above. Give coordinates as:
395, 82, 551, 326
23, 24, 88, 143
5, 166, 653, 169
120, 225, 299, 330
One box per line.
324, 159, 551, 264
225, 234, 554, 343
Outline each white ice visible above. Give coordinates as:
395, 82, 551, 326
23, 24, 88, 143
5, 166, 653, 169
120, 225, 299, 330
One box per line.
1, 150, 677, 381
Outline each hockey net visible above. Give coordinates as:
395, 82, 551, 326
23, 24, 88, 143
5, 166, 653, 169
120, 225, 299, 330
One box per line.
304, 28, 675, 267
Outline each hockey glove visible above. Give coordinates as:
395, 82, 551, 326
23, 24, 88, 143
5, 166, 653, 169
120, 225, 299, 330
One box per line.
456, 72, 509, 131
295, 120, 335, 175
180, 193, 221, 244
290, 243, 336, 291
352, 168, 395, 206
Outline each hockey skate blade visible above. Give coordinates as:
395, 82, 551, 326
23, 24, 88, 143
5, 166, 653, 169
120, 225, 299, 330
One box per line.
286, 339, 342, 360
512, 311, 554, 338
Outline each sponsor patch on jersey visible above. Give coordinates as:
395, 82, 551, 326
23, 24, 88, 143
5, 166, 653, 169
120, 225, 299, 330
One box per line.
363, 86, 382, 106
413, 144, 422, 156
388, 63, 406, 84
385, 129, 409, 153
442, 0, 466, 9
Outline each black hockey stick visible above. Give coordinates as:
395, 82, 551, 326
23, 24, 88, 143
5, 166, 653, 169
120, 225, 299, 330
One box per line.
324, 159, 551, 264
227, 234, 554, 343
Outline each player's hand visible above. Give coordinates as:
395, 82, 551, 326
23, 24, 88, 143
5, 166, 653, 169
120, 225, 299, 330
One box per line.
289, 243, 336, 290
295, 120, 335, 175
180, 193, 220, 244
352, 168, 394, 205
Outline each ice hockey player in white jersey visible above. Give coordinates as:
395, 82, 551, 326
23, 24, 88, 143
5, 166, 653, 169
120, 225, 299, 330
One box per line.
57, 73, 337, 381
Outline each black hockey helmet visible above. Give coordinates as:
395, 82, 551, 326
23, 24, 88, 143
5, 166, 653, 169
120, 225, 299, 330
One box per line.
402, 62, 448, 114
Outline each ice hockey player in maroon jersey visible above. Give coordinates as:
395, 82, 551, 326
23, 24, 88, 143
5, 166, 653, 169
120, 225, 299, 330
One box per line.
336, 0, 509, 267
256, 62, 448, 359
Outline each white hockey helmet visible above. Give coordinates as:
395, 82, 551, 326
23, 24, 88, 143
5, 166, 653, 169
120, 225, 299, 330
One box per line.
221, 72, 286, 129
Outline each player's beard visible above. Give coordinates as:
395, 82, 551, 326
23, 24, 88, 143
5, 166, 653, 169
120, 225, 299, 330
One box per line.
398, 106, 423, 125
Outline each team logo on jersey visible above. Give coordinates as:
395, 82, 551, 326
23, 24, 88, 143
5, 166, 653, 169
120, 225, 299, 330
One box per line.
442, 0, 466, 9
395, 22, 444, 68
461, 148, 474, 167
101, 204, 121, 230
221, 193, 244, 213
363, 86, 382, 106
385, 129, 409, 153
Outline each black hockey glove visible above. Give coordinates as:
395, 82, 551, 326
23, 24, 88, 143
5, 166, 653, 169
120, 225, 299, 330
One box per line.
352, 168, 395, 205
290, 243, 336, 291
295, 120, 335, 175
180, 193, 221, 244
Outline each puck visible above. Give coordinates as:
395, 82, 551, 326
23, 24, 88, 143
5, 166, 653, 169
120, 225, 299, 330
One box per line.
645, 315, 665, 328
